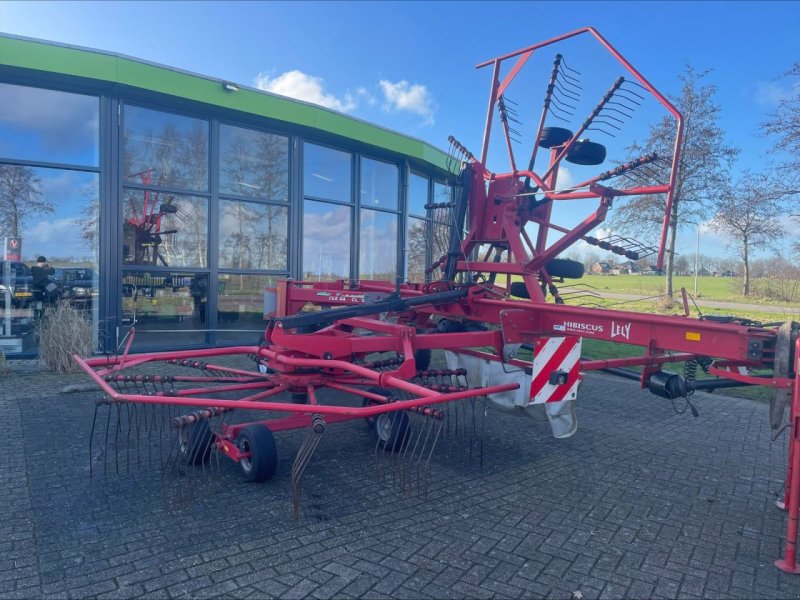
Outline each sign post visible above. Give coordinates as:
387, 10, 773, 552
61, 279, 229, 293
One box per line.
2, 238, 22, 338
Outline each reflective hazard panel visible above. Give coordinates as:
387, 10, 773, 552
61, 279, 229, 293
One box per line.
529, 336, 583, 405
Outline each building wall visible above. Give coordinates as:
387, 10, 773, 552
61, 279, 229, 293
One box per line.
0, 40, 454, 357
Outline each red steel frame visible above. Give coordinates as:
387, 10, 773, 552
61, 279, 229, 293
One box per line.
74, 28, 800, 571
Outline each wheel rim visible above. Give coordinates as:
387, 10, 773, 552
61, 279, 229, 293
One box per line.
375, 414, 392, 442
239, 439, 253, 473
178, 428, 190, 456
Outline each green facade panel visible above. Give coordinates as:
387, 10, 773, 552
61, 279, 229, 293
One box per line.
0, 34, 453, 172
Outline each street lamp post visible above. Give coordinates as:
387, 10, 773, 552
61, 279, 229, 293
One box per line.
694, 224, 700, 296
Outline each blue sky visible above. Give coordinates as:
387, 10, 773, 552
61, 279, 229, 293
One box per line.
1, 0, 798, 262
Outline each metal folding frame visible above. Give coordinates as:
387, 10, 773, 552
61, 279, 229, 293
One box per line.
73, 27, 800, 570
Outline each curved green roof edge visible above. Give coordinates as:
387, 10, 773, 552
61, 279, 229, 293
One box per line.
0, 33, 455, 173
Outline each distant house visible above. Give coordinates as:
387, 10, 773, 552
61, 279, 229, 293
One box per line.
613, 261, 640, 275
641, 264, 661, 276
591, 261, 615, 275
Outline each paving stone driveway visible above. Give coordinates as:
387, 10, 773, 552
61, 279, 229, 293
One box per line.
3, 365, 800, 599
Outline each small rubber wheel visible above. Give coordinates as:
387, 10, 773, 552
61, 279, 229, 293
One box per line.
538, 127, 573, 149
236, 424, 277, 482
362, 389, 385, 430
373, 411, 411, 452
545, 258, 585, 279
509, 281, 531, 299
414, 348, 432, 371
565, 140, 607, 165
179, 420, 215, 466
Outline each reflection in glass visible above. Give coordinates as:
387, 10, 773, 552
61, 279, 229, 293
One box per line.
217, 274, 276, 343
432, 181, 454, 266
359, 209, 397, 281
303, 143, 351, 202
433, 180, 452, 205
408, 173, 429, 217
123, 105, 209, 191
0, 83, 99, 166
406, 216, 428, 282
360, 157, 398, 210
120, 271, 206, 348
122, 190, 208, 268
219, 125, 289, 201
303, 200, 351, 281
0, 166, 99, 352
219, 200, 288, 270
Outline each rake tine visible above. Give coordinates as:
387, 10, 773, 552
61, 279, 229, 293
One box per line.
89, 397, 109, 479
161, 419, 185, 510
134, 402, 144, 470
114, 402, 121, 475
291, 414, 325, 520
158, 405, 166, 470
422, 420, 444, 498
146, 404, 155, 469
124, 402, 132, 473
398, 411, 421, 491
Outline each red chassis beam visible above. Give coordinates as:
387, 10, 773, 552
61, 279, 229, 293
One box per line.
276, 280, 775, 368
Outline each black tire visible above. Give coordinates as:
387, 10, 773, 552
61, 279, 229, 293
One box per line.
546, 258, 584, 279
509, 259, 585, 298
538, 127, 573, 149
509, 281, 531, 299
236, 424, 277, 482
414, 348, 432, 371
362, 388, 386, 430
373, 411, 411, 452
179, 420, 215, 466
565, 140, 607, 166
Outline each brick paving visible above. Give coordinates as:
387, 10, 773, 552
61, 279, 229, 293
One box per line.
3, 360, 800, 599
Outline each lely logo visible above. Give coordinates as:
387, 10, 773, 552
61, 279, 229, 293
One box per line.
611, 321, 632, 340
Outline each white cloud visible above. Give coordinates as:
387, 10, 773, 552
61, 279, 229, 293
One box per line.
754, 80, 800, 108
355, 86, 378, 107
379, 80, 436, 125
556, 166, 575, 190
253, 70, 356, 113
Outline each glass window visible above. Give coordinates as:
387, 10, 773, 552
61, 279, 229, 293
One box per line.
303, 200, 351, 281
120, 271, 207, 349
360, 157, 398, 210
432, 181, 454, 264
408, 173, 429, 217
433, 180, 452, 209
303, 143, 351, 202
219, 125, 289, 201
0, 84, 99, 166
359, 208, 397, 281
0, 165, 99, 351
217, 274, 276, 343
406, 216, 428, 282
122, 190, 208, 268
123, 105, 209, 191
219, 200, 288, 271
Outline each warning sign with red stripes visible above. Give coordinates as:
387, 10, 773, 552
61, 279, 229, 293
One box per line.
529, 335, 583, 405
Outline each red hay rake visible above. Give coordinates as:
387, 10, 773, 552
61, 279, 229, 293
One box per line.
76, 28, 800, 572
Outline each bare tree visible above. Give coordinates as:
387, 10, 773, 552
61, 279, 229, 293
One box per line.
0, 164, 50, 239
674, 254, 690, 276
407, 220, 428, 282
762, 63, 800, 191
582, 250, 601, 273
611, 66, 739, 299
710, 171, 785, 295
761, 63, 800, 257
751, 254, 800, 302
